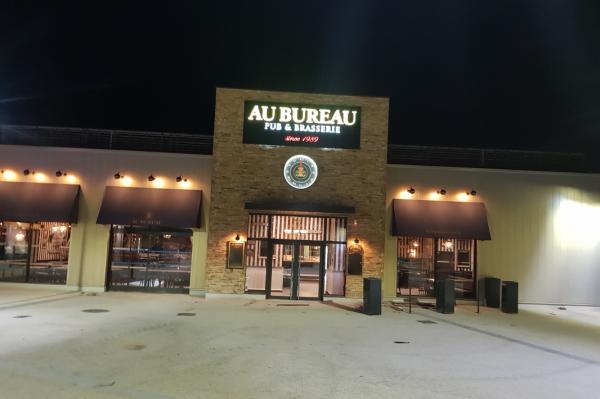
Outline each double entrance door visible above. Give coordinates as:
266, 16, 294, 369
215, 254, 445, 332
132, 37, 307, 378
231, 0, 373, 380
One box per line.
267, 241, 323, 300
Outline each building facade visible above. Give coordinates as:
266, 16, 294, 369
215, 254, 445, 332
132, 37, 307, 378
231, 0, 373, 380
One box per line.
1, 88, 599, 305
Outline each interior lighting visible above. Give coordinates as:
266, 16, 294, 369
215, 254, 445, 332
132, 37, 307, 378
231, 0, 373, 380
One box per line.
55, 170, 63, 177
148, 175, 156, 182
114, 172, 121, 180
437, 189, 447, 196
235, 234, 240, 241
23, 169, 32, 176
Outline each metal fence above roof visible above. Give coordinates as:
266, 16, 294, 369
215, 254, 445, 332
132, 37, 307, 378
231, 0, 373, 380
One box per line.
387, 144, 588, 173
0, 124, 590, 173
0, 124, 213, 155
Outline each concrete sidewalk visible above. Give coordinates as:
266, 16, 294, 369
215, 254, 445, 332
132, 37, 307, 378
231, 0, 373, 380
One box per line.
0, 291, 599, 398
0, 284, 79, 310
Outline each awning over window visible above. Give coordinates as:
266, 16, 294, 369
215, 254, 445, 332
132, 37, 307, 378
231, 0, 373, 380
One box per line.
0, 181, 80, 223
97, 186, 202, 228
245, 201, 354, 214
392, 199, 491, 240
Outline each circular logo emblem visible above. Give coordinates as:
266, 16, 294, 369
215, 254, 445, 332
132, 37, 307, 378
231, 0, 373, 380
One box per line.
283, 155, 318, 189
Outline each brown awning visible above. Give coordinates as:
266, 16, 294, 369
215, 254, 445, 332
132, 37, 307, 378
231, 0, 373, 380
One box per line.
0, 181, 80, 223
97, 186, 202, 228
392, 199, 491, 240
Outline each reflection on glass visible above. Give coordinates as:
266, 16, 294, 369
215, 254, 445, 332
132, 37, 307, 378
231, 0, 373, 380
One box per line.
324, 243, 346, 296
435, 238, 475, 299
110, 226, 192, 292
0, 221, 70, 284
397, 237, 435, 297
396, 237, 475, 298
0, 222, 30, 282
29, 222, 70, 284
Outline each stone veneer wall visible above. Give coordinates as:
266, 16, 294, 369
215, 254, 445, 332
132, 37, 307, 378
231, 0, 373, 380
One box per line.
207, 88, 389, 297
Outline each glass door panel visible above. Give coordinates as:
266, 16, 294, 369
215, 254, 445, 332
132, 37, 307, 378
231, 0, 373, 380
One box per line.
270, 243, 294, 298
324, 243, 346, 296
298, 244, 320, 299
269, 242, 322, 300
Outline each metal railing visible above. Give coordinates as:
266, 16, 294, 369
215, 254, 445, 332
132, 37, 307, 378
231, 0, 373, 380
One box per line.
388, 144, 588, 173
0, 124, 213, 155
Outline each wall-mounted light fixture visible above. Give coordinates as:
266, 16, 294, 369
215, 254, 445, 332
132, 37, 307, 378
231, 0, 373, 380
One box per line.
114, 172, 122, 180
352, 219, 358, 227
1, 170, 16, 180
437, 189, 447, 196
467, 190, 477, 196
400, 187, 416, 199
23, 169, 32, 176
34, 172, 46, 182
148, 175, 156, 182
55, 170, 63, 177
235, 234, 240, 241
354, 238, 360, 244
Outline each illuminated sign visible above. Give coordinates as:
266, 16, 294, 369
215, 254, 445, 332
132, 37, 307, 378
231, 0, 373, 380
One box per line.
283, 155, 318, 189
243, 101, 361, 149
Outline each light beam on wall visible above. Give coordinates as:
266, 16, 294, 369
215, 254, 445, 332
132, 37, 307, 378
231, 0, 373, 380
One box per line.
554, 199, 600, 249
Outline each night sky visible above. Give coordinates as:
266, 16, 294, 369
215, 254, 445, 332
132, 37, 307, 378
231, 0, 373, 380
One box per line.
2, 1, 600, 156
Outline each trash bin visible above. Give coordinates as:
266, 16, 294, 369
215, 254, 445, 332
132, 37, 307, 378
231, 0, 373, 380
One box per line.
483, 277, 501, 308
501, 281, 518, 313
435, 279, 455, 314
363, 278, 381, 315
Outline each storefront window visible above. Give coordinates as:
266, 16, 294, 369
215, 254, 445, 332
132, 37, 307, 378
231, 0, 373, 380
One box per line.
0, 221, 70, 284
109, 226, 192, 292
397, 236, 475, 299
